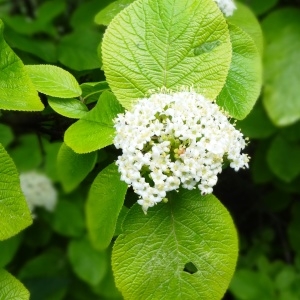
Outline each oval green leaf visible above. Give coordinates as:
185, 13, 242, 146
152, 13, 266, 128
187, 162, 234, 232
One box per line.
0, 269, 29, 300
262, 8, 300, 126
0, 20, 43, 111
68, 236, 108, 286
48, 97, 88, 119
102, 0, 232, 109
0, 124, 14, 147
0, 144, 32, 241
112, 190, 238, 299
227, 2, 263, 54
58, 30, 103, 71
57, 143, 97, 192
236, 101, 276, 139
86, 163, 128, 250
94, 0, 134, 26
267, 135, 300, 182
64, 91, 124, 153
25, 64, 82, 98
51, 199, 85, 238
216, 24, 262, 119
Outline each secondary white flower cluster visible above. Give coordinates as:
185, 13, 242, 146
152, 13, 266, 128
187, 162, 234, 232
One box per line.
20, 171, 57, 214
213, 0, 236, 16
114, 91, 249, 213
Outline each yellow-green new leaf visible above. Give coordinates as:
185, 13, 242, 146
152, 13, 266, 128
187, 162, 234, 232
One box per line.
0, 144, 32, 241
0, 20, 43, 111
64, 91, 124, 153
25, 64, 82, 98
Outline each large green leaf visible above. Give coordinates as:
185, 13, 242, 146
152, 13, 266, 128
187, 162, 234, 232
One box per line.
0, 20, 43, 111
113, 191, 238, 299
102, 0, 232, 109
267, 135, 300, 182
227, 2, 263, 54
64, 91, 124, 153
25, 65, 82, 98
0, 269, 29, 300
0, 144, 32, 241
86, 163, 128, 250
68, 236, 108, 286
262, 9, 300, 126
216, 24, 262, 119
57, 143, 97, 192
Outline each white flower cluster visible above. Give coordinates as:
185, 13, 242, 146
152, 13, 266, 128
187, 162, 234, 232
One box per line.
213, 0, 236, 16
20, 171, 57, 214
114, 91, 249, 213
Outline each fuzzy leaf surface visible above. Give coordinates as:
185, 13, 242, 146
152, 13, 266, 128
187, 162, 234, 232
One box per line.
112, 191, 238, 300
102, 0, 231, 109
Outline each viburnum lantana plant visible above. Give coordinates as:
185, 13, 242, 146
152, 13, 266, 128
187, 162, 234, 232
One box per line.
0, 0, 263, 298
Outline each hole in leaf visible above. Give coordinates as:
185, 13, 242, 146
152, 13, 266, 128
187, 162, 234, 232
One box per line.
183, 262, 198, 274
194, 40, 221, 56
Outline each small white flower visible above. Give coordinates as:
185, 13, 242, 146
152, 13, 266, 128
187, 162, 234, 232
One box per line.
20, 171, 57, 214
114, 90, 249, 213
213, 0, 236, 16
